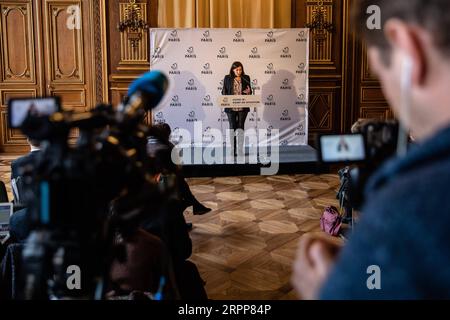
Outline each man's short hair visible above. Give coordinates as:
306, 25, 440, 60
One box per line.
353, 0, 450, 60
27, 138, 41, 148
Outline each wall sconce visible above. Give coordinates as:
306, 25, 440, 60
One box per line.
118, 0, 149, 48
306, 0, 334, 45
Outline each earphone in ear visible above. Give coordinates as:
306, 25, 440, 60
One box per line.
397, 56, 414, 157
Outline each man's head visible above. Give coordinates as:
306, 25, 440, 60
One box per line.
354, 0, 450, 140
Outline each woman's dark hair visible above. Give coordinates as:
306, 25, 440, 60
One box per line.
149, 123, 171, 142
229, 61, 245, 78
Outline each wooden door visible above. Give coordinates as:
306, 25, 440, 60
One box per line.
0, 1, 42, 152
0, 0, 96, 153
41, 0, 94, 112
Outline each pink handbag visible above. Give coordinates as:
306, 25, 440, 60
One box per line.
320, 206, 342, 236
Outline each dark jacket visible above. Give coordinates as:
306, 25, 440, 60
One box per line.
320, 125, 450, 299
10, 150, 41, 204
11, 150, 41, 180
222, 75, 252, 113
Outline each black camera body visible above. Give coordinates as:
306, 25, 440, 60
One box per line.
318, 119, 400, 214
7, 71, 170, 299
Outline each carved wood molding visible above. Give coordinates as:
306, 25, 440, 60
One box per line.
1, 2, 35, 83
93, 0, 104, 103
309, 92, 333, 130
118, 1, 149, 71
47, 3, 84, 83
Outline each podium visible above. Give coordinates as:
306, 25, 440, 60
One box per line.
217, 95, 262, 133
218, 95, 262, 109
217, 95, 262, 156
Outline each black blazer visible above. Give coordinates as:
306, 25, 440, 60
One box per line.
11, 150, 41, 204
11, 150, 41, 180
221, 75, 252, 113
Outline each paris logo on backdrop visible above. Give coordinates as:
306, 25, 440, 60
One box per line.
202, 95, 213, 107
169, 30, 180, 42
252, 79, 260, 91
186, 78, 197, 91
170, 95, 181, 107
264, 125, 274, 138
152, 47, 164, 59
186, 110, 198, 122
201, 30, 212, 42
233, 30, 244, 42
297, 30, 308, 42
154, 111, 166, 124
280, 79, 292, 90
281, 47, 292, 58
185, 46, 197, 59
248, 111, 260, 123
217, 47, 229, 59
295, 123, 306, 136
296, 62, 307, 74
265, 63, 276, 75
265, 94, 276, 106
202, 126, 215, 143
249, 47, 261, 59
217, 79, 224, 91
296, 93, 307, 105
169, 63, 180, 75
201, 63, 213, 75
265, 31, 276, 43
280, 109, 291, 121
217, 111, 229, 123
170, 127, 183, 145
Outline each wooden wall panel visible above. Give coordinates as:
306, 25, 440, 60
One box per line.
0, 3, 35, 83
294, 0, 390, 144
0, 1, 42, 153
44, 1, 84, 83
42, 0, 93, 112
293, 0, 345, 144
0, 0, 98, 153
0, 89, 37, 147
107, 0, 157, 107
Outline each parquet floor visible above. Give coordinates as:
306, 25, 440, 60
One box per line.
0, 154, 341, 300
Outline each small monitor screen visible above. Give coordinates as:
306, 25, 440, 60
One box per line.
320, 134, 366, 163
8, 97, 60, 128
0, 203, 12, 233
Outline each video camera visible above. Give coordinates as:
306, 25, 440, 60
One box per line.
317, 119, 401, 215
6, 71, 171, 299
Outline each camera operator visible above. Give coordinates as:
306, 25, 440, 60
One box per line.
1, 71, 198, 300
11, 138, 41, 201
292, 0, 450, 299
8, 139, 42, 242
149, 123, 212, 216
143, 124, 208, 300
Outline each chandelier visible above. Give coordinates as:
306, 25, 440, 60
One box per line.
118, 0, 149, 48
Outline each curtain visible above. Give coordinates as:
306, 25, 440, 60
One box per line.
158, 0, 292, 28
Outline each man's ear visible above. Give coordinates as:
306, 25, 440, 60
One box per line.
384, 19, 427, 86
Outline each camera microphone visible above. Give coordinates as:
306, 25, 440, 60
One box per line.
124, 71, 169, 114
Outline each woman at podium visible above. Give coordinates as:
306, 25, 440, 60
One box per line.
222, 61, 253, 157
